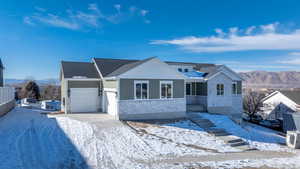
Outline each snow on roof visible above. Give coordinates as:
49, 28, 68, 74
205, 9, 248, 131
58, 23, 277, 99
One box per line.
183, 71, 206, 79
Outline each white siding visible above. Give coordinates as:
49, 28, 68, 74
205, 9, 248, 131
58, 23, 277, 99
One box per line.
207, 73, 243, 115
0, 87, 14, 105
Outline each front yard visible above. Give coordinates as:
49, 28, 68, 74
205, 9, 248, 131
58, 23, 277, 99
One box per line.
0, 107, 299, 169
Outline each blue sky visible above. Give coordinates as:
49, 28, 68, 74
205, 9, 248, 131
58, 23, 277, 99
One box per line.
1, 0, 300, 79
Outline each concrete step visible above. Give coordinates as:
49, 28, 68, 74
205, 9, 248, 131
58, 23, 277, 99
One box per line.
213, 132, 231, 137
197, 124, 216, 129
191, 120, 216, 128
205, 128, 227, 133
229, 141, 248, 147
227, 139, 244, 144
193, 119, 213, 124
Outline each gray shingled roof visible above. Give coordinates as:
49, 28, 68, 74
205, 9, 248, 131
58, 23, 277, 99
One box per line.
93, 58, 138, 77
105, 57, 156, 77
280, 90, 300, 105
61, 61, 100, 79
93, 57, 217, 78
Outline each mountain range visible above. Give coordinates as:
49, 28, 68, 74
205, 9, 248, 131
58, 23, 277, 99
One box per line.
239, 71, 300, 89
5, 78, 60, 86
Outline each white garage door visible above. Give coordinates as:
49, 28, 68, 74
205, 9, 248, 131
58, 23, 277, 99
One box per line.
70, 88, 100, 113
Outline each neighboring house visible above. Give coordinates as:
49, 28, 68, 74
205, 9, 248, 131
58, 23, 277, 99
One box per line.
60, 57, 243, 120
260, 90, 300, 120
0, 58, 4, 87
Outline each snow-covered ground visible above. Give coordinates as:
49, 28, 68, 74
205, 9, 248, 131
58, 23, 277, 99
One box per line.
128, 120, 240, 155
0, 107, 299, 169
200, 113, 291, 152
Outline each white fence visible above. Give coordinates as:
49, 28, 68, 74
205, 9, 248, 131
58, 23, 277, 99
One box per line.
0, 87, 15, 105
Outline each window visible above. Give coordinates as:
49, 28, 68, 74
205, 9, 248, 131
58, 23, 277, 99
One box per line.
216, 84, 224, 96
134, 81, 148, 99
232, 82, 237, 95
178, 68, 182, 72
184, 68, 188, 72
186, 83, 191, 95
160, 81, 173, 99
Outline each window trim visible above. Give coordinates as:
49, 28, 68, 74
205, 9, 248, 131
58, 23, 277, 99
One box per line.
160, 81, 173, 99
216, 84, 224, 96
134, 80, 149, 100
232, 82, 238, 95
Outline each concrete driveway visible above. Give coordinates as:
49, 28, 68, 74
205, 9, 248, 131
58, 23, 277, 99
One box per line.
48, 113, 123, 129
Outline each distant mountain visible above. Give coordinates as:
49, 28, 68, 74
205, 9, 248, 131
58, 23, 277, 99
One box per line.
5, 78, 60, 86
239, 71, 300, 89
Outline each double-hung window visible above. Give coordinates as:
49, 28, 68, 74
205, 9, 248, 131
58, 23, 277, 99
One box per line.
134, 81, 148, 99
160, 81, 173, 99
232, 82, 237, 95
186, 83, 191, 95
216, 84, 224, 96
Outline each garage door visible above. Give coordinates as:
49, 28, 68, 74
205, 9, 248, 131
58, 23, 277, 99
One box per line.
70, 88, 100, 113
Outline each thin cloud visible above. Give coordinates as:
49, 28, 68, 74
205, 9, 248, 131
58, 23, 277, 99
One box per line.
23, 16, 35, 25
277, 52, 300, 65
140, 9, 148, 16
151, 22, 300, 53
24, 3, 150, 31
32, 14, 80, 30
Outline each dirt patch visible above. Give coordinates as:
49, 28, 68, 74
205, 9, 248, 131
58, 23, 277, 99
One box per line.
125, 121, 220, 153
126, 119, 186, 128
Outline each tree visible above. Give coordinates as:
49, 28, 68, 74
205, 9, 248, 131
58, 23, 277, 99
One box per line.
21, 81, 41, 100
41, 85, 61, 100
243, 90, 265, 121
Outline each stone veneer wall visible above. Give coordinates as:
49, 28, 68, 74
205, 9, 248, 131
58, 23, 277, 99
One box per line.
118, 98, 186, 120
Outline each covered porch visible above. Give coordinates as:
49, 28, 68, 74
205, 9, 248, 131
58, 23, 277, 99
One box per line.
185, 78, 208, 112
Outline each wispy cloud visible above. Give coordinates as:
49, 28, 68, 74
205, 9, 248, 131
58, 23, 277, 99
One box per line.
150, 22, 300, 53
277, 52, 300, 65
24, 4, 150, 31
23, 16, 35, 25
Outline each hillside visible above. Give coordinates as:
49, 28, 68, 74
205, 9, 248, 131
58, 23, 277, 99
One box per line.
239, 71, 300, 89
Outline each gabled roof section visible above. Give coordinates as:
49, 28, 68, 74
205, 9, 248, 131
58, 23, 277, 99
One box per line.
0, 58, 4, 69
61, 61, 100, 79
93, 58, 138, 77
106, 57, 156, 77
280, 90, 300, 105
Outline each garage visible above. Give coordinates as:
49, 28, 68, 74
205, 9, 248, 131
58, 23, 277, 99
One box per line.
70, 88, 100, 113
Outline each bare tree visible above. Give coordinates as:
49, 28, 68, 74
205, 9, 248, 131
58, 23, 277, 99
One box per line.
41, 85, 61, 100
243, 90, 265, 121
